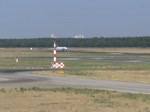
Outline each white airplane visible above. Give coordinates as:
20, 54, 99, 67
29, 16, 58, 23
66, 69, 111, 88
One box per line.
56, 47, 67, 51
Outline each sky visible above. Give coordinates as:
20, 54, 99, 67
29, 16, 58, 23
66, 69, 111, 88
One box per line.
0, 0, 150, 38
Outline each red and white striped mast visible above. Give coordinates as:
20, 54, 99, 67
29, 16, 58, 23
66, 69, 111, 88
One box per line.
52, 41, 65, 69
53, 41, 57, 63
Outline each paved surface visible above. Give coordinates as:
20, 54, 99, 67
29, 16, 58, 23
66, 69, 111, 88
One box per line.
19, 57, 150, 63
58, 57, 150, 63
0, 71, 150, 94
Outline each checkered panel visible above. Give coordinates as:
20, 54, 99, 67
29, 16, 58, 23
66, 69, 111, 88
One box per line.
52, 62, 65, 68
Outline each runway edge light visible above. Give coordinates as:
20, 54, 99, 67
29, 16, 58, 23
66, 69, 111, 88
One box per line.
16, 56, 19, 64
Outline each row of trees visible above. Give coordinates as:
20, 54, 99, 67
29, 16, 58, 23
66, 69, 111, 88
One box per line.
0, 37, 150, 47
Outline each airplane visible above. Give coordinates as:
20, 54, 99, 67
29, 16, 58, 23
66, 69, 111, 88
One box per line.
56, 46, 67, 52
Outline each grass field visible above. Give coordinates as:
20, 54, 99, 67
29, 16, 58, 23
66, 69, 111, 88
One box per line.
0, 48, 150, 112
0, 88, 150, 112
0, 48, 150, 83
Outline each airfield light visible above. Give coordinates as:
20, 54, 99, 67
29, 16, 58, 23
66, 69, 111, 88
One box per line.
16, 56, 19, 64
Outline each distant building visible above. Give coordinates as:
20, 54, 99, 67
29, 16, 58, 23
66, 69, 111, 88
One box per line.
51, 34, 55, 38
74, 35, 85, 38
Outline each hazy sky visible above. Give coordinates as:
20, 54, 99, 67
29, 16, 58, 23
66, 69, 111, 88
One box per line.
0, 0, 150, 38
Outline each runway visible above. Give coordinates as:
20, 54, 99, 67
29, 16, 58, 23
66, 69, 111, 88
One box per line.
0, 71, 150, 94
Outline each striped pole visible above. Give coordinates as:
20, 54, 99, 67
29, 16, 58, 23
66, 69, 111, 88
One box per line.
52, 41, 65, 69
54, 41, 57, 63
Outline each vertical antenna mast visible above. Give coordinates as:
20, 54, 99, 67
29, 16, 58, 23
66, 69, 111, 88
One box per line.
53, 41, 57, 63
52, 41, 65, 69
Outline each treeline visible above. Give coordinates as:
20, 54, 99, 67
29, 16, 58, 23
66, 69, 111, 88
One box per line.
0, 37, 150, 47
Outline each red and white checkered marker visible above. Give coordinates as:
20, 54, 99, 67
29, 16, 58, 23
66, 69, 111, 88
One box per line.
52, 62, 65, 68
52, 41, 65, 69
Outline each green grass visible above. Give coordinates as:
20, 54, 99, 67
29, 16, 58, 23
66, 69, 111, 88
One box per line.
1, 48, 150, 83
63, 60, 150, 70
1, 48, 150, 70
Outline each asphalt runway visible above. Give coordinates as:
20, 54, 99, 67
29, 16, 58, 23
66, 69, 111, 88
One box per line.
0, 71, 150, 94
